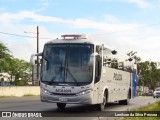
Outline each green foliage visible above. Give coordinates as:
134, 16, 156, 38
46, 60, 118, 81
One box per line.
0, 41, 31, 85
23, 94, 36, 96
7, 58, 32, 82
1, 42, 160, 88
0, 42, 13, 72
127, 51, 160, 90
127, 51, 141, 63
122, 100, 160, 120
15, 80, 27, 86
138, 61, 160, 89
137, 101, 160, 111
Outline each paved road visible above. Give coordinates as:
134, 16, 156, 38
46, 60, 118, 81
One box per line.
0, 96, 159, 120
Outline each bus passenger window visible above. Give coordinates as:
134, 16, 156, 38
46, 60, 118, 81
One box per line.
111, 59, 118, 69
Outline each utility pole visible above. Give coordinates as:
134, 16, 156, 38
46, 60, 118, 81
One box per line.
36, 26, 39, 85
24, 27, 39, 86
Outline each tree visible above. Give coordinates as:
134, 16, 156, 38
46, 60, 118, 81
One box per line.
126, 51, 160, 89
0, 42, 32, 85
127, 51, 141, 63
138, 61, 160, 90
7, 58, 32, 85
149, 62, 160, 89
0, 42, 12, 72
138, 61, 151, 87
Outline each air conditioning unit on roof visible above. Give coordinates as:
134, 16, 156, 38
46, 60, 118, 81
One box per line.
61, 34, 87, 39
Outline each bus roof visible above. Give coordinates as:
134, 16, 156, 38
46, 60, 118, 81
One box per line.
45, 34, 96, 45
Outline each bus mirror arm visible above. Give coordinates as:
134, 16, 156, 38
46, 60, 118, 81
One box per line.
35, 52, 43, 56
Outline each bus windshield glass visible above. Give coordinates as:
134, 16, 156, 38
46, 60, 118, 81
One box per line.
41, 43, 94, 85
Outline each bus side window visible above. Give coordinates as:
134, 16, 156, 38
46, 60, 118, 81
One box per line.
118, 62, 124, 70
111, 58, 118, 69
95, 56, 101, 83
96, 45, 100, 54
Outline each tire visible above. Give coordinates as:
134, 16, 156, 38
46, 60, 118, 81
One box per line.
124, 96, 130, 105
96, 92, 107, 111
119, 93, 130, 105
57, 103, 66, 110
119, 100, 124, 105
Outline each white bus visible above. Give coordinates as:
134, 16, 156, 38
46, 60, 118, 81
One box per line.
30, 34, 137, 111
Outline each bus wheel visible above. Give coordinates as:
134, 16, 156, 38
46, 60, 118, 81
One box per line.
96, 92, 107, 111
119, 93, 130, 105
57, 103, 66, 110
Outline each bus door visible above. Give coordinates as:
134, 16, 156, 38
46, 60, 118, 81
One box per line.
93, 54, 102, 103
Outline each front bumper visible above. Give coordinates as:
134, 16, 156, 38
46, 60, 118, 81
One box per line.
40, 91, 93, 104
153, 93, 160, 97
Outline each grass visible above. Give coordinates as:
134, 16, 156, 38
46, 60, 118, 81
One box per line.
121, 100, 160, 120
0, 96, 9, 98
0, 95, 14, 98
23, 94, 38, 96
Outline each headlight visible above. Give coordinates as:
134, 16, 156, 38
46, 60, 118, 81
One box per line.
75, 89, 92, 96
41, 87, 52, 95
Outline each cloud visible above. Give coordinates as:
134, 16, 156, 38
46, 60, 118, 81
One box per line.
0, 11, 160, 62
71, 18, 141, 33
103, 14, 121, 23
0, 11, 139, 32
0, 11, 68, 23
0, 24, 56, 61
91, 26, 160, 61
41, 0, 49, 7
0, 12, 58, 61
97, 0, 153, 8
0, 7, 6, 11
127, 0, 152, 8
33, 0, 50, 12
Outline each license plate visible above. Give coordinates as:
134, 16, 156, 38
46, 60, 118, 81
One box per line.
59, 98, 68, 102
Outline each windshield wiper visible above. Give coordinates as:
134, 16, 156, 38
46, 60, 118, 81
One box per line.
66, 67, 79, 86
65, 46, 79, 86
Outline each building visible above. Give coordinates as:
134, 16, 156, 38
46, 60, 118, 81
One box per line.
0, 72, 15, 86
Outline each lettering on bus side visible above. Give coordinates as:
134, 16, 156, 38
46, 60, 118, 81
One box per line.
56, 89, 71, 93
113, 73, 122, 81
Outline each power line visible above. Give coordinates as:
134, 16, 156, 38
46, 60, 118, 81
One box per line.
1, 22, 160, 38
0, 31, 53, 39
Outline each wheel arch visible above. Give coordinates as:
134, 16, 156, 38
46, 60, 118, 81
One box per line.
102, 86, 109, 102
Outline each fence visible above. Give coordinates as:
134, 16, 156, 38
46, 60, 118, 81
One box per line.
0, 86, 40, 97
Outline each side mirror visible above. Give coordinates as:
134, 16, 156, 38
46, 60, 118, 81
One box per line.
30, 52, 42, 66
30, 54, 36, 66
89, 53, 98, 66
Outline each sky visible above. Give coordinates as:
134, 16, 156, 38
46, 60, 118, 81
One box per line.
0, 0, 160, 62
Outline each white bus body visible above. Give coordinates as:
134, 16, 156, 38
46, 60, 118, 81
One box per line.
30, 34, 137, 111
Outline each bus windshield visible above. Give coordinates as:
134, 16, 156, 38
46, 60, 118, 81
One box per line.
41, 43, 94, 85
